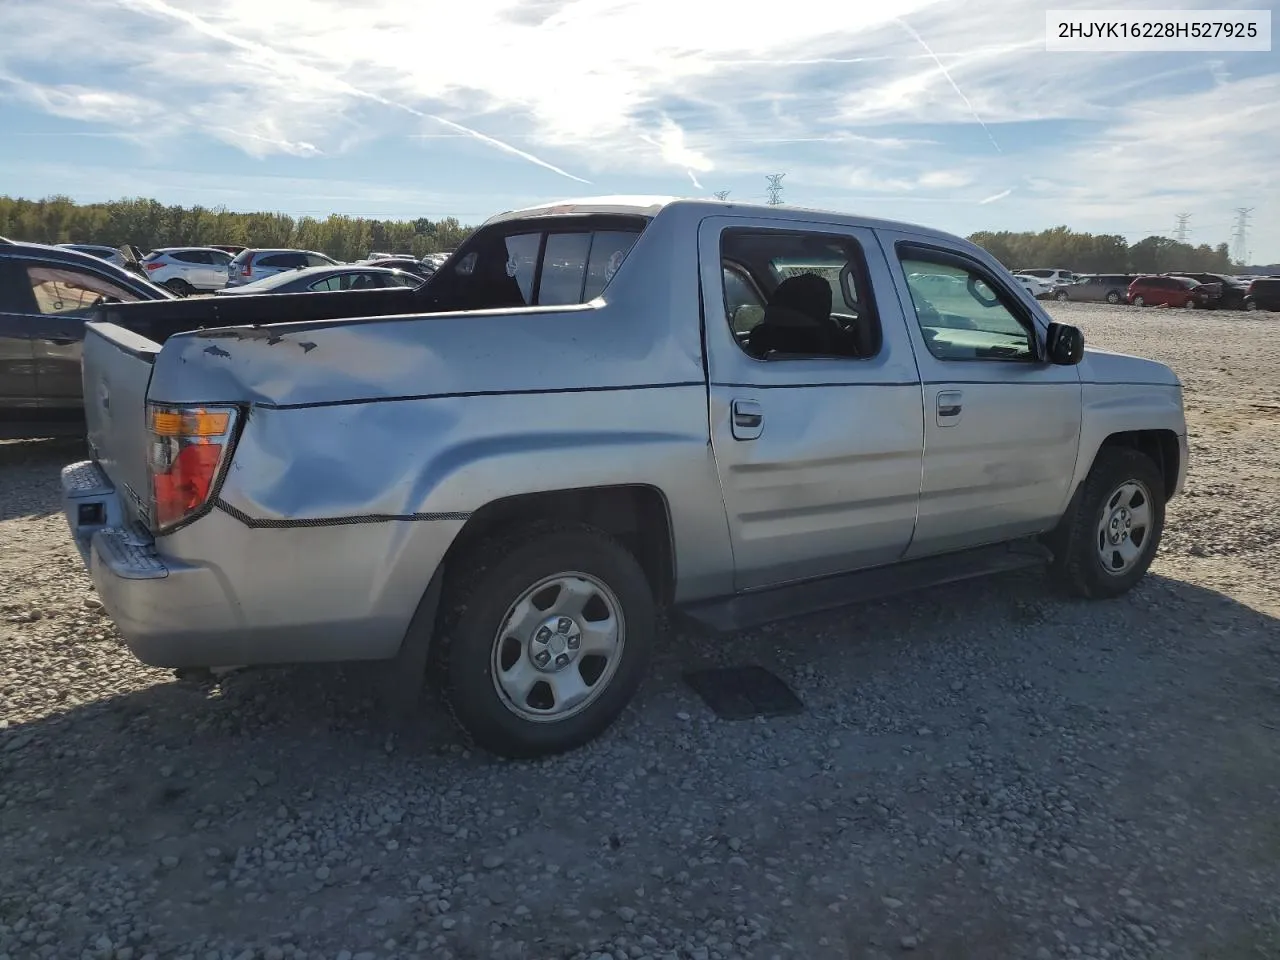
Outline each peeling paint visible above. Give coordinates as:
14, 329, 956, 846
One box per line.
203, 345, 231, 359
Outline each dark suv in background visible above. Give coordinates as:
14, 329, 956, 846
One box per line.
0, 240, 173, 437
1245, 278, 1280, 312
1164, 272, 1250, 310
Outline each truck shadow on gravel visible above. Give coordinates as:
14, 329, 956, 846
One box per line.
2, 567, 1279, 958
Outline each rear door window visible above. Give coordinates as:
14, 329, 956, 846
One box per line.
23, 265, 143, 316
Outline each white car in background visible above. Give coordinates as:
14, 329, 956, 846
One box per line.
1014, 274, 1056, 299
1016, 268, 1076, 286
141, 247, 235, 297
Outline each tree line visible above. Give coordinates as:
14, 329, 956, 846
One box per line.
967, 225, 1238, 275
0, 195, 474, 263
0, 194, 1256, 275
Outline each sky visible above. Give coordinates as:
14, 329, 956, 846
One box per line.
0, 0, 1276, 261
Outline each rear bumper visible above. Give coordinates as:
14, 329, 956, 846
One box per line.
61, 460, 452, 669
62, 460, 246, 667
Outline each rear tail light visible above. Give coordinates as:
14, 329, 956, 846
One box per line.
145, 262, 164, 271
147, 404, 239, 532
240, 254, 254, 277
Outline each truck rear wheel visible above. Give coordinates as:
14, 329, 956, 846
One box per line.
1049, 448, 1165, 599
438, 523, 656, 758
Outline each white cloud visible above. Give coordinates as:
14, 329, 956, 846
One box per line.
0, 74, 162, 127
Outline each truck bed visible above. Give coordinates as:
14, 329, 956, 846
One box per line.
94, 285, 426, 342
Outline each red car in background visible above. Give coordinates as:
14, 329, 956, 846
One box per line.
1128, 274, 1218, 309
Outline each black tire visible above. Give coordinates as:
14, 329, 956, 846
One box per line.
1244, 299, 1258, 312
165, 278, 193, 297
1047, 448, 1165, 600
1105, 291, 1121, 304
1131, 295, 1145, 307
438, 522, 656, 759
1054, 289, 1069, 302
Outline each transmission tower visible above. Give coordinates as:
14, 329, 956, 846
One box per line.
1230, 207, 1254, 264
765, 173, 786, 206
713, 190, 730, 201
1173, 213, 1191, 243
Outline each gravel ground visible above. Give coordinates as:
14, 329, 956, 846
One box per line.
2, 301, 1279, 960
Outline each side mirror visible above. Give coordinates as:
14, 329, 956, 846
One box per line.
1046, 321, 1084, 365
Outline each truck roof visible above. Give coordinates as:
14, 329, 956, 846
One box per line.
481, 195, 968, 247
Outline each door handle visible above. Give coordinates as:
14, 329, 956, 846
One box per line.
731, 399, 763, 440
936, 390, 963, 426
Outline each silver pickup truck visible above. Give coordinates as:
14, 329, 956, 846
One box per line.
61, 197, 1188, 758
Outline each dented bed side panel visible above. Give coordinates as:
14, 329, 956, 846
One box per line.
212, 388, 734, 604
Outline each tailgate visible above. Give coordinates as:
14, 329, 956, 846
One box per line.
82, 321, 160, 527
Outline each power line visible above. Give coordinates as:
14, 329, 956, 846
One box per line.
1174, 213, 1191, 243
765, 173, 786, 206
1231, 207, 1254, 264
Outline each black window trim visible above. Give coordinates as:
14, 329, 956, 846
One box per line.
895, 240, 1044, 364
719, 225, 883, 364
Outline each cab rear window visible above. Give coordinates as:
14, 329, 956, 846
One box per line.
429, 216, 647, 312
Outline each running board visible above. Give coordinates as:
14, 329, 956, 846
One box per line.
678, 539, 1053, 635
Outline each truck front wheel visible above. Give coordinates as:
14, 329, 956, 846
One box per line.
438, 523, 656, 758
1050, 448, 1166, 599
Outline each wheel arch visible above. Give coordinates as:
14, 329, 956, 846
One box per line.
442, 484, 677, 607
1096, 429, 1181, 503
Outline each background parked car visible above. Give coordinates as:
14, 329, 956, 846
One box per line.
1063, 274, 1136, 304
214, 264, 423, 296
1016, 268, 1076, 286
57, 243, 128, 268
356, 256, 432, 279
0, 240, 173, 436
225, 248, 339, 288
141, 246, 235, 296
1129, 275, 1217, 309
1169, 273, 1250, 310
1244, 278, 1280, 312
1013, 274, 1055, 299
209, 244, 247, 256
